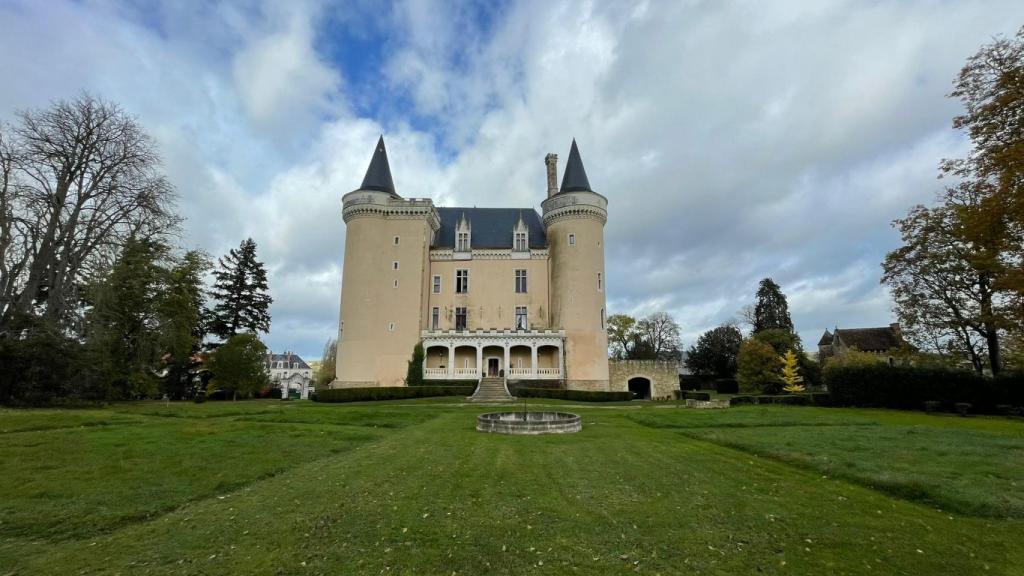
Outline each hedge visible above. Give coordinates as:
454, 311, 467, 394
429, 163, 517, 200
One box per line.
824, 364, 1024, 413
507, 380, 563, 396
515, 388, 634, 402
684, 391, 711, 401
314, 386, 476, 403
729, 393, 831, 407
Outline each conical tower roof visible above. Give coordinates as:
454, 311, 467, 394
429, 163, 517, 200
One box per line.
359, 136, 397, 196
559, 139, 593, 193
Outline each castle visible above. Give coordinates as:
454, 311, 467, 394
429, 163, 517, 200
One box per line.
333, 137, 609, 392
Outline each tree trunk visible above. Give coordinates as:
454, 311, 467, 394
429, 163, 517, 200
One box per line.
979, 274, 1002, 375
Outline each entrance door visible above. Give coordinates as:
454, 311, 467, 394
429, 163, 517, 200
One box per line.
628, 377, 652, 400
487, 358, 499, 377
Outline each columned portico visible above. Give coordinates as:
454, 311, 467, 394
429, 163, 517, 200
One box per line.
421, 329, 566, 380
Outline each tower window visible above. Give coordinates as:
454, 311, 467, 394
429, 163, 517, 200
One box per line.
515, 306, 527, 330
455, 307, 467, 331
601, 308, 606, 329
392, 261, 399, 270
394, 279, 399, 288
456, 269, 469, 293
597, 272, 602, 291
432, 275, 441, 294
388, 322, 396, 332
393, 236, 400, 245
568, 234, 576, 245
431, 307, 439, 330
515, 269, 527, 293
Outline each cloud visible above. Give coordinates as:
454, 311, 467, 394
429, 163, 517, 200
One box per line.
2, 0, 1022, 360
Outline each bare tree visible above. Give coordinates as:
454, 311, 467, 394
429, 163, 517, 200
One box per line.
0, 94, 179, 334
636, 312, 682, 361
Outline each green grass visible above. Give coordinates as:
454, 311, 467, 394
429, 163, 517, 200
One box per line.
0, 400, 1022, 574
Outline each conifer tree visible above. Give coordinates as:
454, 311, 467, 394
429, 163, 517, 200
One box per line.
753, 278, 794, 334
209, 238, 272, 340
781, 350, 805, 393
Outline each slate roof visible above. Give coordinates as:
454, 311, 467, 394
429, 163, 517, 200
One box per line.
559, 139, 593, 193
835, 327, 901, 352
359, 136, 397, 196
265, 353, 311, 370
433, 207, 547, 249
817, 330, 833, 346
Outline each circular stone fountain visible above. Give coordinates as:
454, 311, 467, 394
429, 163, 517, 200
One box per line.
476, 411, 582, 435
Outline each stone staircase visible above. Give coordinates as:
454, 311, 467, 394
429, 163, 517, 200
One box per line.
469, 377, 514, 402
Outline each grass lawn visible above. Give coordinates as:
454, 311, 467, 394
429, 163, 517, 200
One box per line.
0, 400, 1021, 575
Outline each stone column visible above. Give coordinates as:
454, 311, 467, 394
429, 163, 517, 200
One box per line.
530, 344, 538, 378
476, 344, 483, 377
557, 341, 564, 378
448, 344, 455, 377
503, 344, 510, 378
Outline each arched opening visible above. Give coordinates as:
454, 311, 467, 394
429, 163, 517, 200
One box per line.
424, 345, 450, 378
628, 377, 652, 400
508, 345, 531, 377
537, 345, 560, 378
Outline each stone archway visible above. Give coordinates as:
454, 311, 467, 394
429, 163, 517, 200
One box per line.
628, 376, 652, 400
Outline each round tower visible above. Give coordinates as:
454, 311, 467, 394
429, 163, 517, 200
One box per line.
335, 136, 439, 388
542, 140, 609, 390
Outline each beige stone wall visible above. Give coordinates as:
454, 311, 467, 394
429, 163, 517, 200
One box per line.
335, 193, 436, 388
609, 360, 680, 400
426, 256, 551, 331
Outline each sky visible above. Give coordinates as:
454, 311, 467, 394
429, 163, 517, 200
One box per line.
1, 0, 1022, 360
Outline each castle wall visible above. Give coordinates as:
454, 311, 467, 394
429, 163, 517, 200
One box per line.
426, 255, 551, 331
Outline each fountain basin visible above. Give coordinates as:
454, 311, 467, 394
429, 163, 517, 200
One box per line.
476, 411, 582, 435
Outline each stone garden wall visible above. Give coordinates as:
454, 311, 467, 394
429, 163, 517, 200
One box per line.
608, 360, 680, 400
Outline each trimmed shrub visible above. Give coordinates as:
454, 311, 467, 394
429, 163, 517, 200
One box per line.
730, 395, 756, 406
714, 378, 739, 394
924, 400, 941, 413
515, 388, 633, 402
685, 391, 711, 401
507, 380, 562, 396
824, 364, 1024, 413
955, 402, 972, 416
679, 375, 716, 391
315, 386, 475, 403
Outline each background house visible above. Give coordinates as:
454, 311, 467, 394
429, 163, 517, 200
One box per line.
818, 324, 903, 365
265, 351, 314, 399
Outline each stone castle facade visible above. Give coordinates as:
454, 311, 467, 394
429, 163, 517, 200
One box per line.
333, 137, 609, 391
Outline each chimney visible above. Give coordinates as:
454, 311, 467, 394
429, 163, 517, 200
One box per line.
544, 153, 558, 197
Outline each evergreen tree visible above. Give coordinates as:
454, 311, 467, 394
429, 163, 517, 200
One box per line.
753, 278, 794, 334
159, 250, 211, 398
405, 342, 425, 386
209, 238, 272, 340
84, 238, 170, 399
685, 325, 743, 377
781, 350, 805, 393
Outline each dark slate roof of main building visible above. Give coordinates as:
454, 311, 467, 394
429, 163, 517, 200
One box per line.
433, 208, 547, 249
835, 327, 901, 352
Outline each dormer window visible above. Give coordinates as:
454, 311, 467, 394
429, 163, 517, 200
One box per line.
455, 213, 471, 253
512, 214, 529, 252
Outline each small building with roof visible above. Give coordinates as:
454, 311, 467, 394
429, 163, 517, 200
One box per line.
265, 351, 314, 399
818, 324, 904, 365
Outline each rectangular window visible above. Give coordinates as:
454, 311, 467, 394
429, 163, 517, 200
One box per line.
393, 236, 400, 245
601, 308, 606, 329
515, 306, 527, 330
514, 232, 527, 251
456, 269, 469, 293
392, 261, 399, 270
515, 269, 527, 293
432, 275, 441, 294
457, 232, 469, 252
431, 307, 439, 330
597, 272, 602, 291
568, 233, 576, 245
455, 307, 467, 331
393, 279, 398, 288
